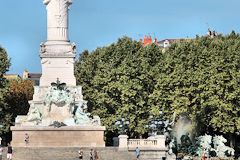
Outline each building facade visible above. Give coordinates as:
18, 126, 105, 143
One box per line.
23, 70, 42, 86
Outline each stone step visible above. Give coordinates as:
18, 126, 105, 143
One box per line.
1, 147, 167, 160
1, 147, 135, 160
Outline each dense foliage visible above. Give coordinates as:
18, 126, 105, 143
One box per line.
75, 37, 163, 138
0, 46, 11, 134
0, 46, 34, 138
75, 32, 240, 144
6, 79, 34, 122
150, 31, 240, 139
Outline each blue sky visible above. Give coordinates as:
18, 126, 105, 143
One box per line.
1, 0, 240, 75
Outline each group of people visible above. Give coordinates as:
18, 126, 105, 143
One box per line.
81, 147, 140, 160
78, 148, 98, 160
0, 133, 141, 160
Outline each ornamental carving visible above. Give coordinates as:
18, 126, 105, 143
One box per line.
40, 42, 46, 54
44, 0, 72, 28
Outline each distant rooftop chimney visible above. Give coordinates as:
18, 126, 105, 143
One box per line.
23, 70, 28, 79
143, 35, 153, 46
207, 28, 212, 36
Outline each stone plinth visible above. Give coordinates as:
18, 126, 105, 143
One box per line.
118, 135, 128, 149
39, 56, 76, 87
148, 135, 166, 148
155, 135, 166, 148
11, 126, 105, 147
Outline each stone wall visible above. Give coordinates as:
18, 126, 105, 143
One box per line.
11, 126, 105, 147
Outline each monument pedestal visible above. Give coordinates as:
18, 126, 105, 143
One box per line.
11, 126, 105, 147
11, 0, 106, 148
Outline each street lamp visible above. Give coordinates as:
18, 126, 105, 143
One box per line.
156, 109, 164, 135
146, 114, 157, 136
112, 115, 130, 135
146, 109, 165, 136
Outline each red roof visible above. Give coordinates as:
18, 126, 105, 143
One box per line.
28, 73, 42, 78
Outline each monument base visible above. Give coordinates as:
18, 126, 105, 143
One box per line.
11, 126, 105, 147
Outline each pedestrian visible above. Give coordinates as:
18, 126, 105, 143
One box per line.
78, 147, 83, 160
93, 150, 98, 160
89, 149, 93, 160
201, 149, 207, 160
6, 143, 13, 160
0, 145, 3, 160
25, 133, 29, 147
136, 147, 140, 160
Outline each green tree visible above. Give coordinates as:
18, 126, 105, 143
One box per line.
75, 37, 163, 139
75, 33, 240, 148
6, 79, 34, 119
150, 31, 240, 144
0, 46, 11, 134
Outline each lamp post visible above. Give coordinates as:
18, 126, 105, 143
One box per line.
112, 115, 130, 148
156, 109, 164, 135
146, 113, 156, 136
146, 109, 164, 136
112, 115, 130, 135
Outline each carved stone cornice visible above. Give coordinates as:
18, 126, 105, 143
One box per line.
40, 53, 75, 58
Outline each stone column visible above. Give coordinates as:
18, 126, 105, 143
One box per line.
43, 0, 72, 41
118, 135, 128, 149
40, 0, 76, 86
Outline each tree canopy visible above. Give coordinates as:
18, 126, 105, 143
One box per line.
150, 31, 240, 137
0, 47, 34, 137
75, 37, 164, 138
6, 79, 34, 121
75, 32, 240, 142
0, 46, 11, 134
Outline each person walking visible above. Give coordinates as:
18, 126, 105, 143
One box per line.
89, 149, 93, 160
0, 145, 3, 160
78, 147, 83, 160
136, 147, 140, 160
6, 143, 13, 160
25, 133, 29, 147
93, 150, 98, 160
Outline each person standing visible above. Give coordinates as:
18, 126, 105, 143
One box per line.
89, 149, 93, 160
202, 149, 207, 160
93, 150, 98, 160
136, 147, 140, 160
0, 145, 3, 160
6, 143, 13, 160
78, 147, 83, 160
25, 133, 29, 147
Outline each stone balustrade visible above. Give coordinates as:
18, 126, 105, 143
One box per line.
128, 139, 158, 148
117, 135, 167, 149
116, 135, 168, 159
